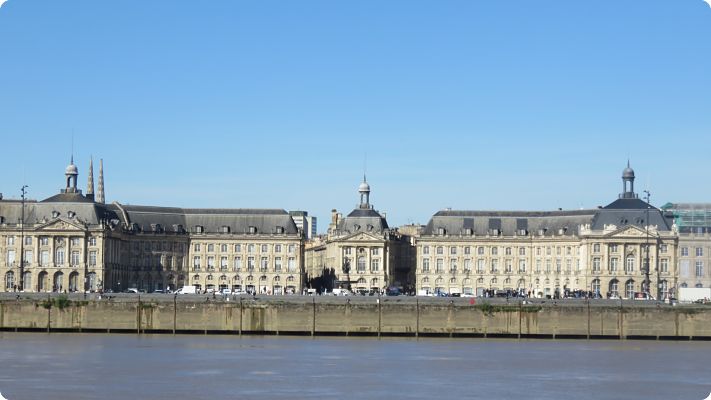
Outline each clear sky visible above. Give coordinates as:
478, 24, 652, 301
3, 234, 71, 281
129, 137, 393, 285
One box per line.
1, 0, 710, 231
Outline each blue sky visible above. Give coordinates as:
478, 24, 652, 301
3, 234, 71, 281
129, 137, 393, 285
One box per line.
1, 0, 710, 230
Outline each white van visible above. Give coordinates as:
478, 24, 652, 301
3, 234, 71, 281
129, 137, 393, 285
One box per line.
175, 285, 197, 295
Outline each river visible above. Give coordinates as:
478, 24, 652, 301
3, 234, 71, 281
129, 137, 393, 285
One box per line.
0, 333, 708, 399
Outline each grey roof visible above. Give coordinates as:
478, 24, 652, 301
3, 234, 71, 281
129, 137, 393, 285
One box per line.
423, 210, 596, 236
591, 198, 673, 231
0, 200, 120, 227
41, 192, 94, 203
115, 204, 299, 235
335, 208, 389, 235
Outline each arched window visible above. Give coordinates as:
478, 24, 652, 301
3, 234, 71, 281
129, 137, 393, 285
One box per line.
5, 271, 14, 290
517, 279, 525, 289
609, 279, 619, 298
625, 280, 635, 299
357, 257, 366, 273
591, 279, 600, 296
357, 278, 366, 286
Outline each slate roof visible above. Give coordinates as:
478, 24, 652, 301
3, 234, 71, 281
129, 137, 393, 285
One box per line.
0, 200, 120, 227
423, 209, 596, 236
591, 198, 673, 231
336, 208, 389, 235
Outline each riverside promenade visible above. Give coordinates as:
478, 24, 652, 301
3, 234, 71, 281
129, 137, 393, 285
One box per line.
1, 293, 710, 340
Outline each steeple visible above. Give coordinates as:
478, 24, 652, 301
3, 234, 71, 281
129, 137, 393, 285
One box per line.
97, 159, 105, 204
86, 157, 95, 200
358, 175, 371, 209
620, 160, 637, 199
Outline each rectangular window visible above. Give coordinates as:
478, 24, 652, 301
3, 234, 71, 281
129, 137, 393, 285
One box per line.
248, 244, 255, 254
233, 256, 242, 271
24, 236, 32, 246
7, 236, 15, 246
89, 251, 97, 266
566, 259, 572, 273
372, 248, 380, 256
71, 251, 80, 266
609, 258, 618, 272
625, 257, 634, 274
477, 247, 485, 256
464, 247, 471, 255
593, 257, 601, 272
536, 247, 541, 256
436, 246, 443, 255
422, 258, 430, 272
234, 244, 242, 253
89, 237, 97, 246
275, 257, 282, 272
681, 247, 689, 257
247, 257, 255, 271
261, 244, 268, 253
220, 256, 228, 271
518, 260, 526, 273
593, 244, 600, 253
696, 261, 704, 277
505, 260, 512, 273
194, 244, 200, 252
491, 247, 498, 256
545, 260, 551, 274
288, 244, 295, 254
207, 256, 215, 270
221, 244, 228, 253
660, 244, 667, 253
697, 247, 704, 257
260, 257, 268, 272
287, 257, 296, 272
70, 237, 81, 246
660, 258, 669, 273
464, 259, 471, 271
610, 244, 618, 253
275, 244, 282, 253
519, 247, 526, 256
491, 259, 498, 273
7, 250, 16, 265
449, 259, 457, 273
476, 259, 485, 273
40, 237, 49, 246
207, 244, 214, 252
423, 246, 429, 255
546, 247, 551, 256
24, 250, 32, 265
55, 249, 64, 265
40, 250, 49, 266
193, 256, 201, 269
566, 246, 572, 256
371, 258, 380, 272
436, 259, 444, 273
450, 247, 457, 255
535, 260, 541, 274
555, 259, 561, 273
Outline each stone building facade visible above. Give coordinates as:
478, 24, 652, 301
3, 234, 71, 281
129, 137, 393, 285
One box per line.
304, 178, 412, 293
416, 165, 679, 300
0, 159, 303, 293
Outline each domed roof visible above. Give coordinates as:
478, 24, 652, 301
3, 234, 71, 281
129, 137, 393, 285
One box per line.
358, 180, 370, 192
622, 166, 634, 179
65, 162, 78, 175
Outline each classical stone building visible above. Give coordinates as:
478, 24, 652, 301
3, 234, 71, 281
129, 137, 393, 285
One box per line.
0, 159, 304, 293
661, 203, 711, 289
416, 165, 679, 300
305, 177, 413, 293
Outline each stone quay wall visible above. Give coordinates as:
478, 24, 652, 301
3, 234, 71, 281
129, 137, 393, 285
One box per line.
1, 294, 710, 340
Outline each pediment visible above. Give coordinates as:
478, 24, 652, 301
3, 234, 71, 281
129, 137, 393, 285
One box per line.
333, 231, 385, 243
34, 217, 87, 232
604, 225, 647, 238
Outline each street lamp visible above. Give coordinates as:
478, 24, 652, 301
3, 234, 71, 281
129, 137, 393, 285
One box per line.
643, 190, 651, 297
19, 185, 28, 292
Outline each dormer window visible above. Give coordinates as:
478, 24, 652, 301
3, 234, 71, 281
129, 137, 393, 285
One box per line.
249, 226, 257, 234
538, 228, 546, 236
464, 228, 473, 235
221, 226, 230, 234
275, 226, 284, 234
438, 227, 446, 236
195, 225, 204, 234
52, 211, 60, 218
67, 211, 75, 219
354, 224, 361, 231
367, 224, 374, 231
518, 229, 528, 236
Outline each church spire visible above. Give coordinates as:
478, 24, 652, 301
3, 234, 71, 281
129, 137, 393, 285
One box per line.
86, 157, 95, 200
97, 159, 105, 204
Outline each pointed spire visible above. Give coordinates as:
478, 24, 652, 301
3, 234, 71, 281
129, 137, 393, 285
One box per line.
97, 159, 105, 204
87, 157, 95, 196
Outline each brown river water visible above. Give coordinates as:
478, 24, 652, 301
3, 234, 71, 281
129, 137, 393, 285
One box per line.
0, 333, 709, 399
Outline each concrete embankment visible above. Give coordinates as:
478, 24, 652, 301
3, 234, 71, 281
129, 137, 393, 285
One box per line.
1, 294, 710, 340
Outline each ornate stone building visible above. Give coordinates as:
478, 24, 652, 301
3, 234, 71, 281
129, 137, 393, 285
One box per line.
305, 177, 412, 293
416, 165, 679, 299
0, 159, 304, 293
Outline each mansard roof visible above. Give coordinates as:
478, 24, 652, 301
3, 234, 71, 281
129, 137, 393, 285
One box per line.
423, 209, 596, 236
336, 208, 389, 235
591, 198, 673, 231
0, 200, 120, 227
114, 204, 299, 235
